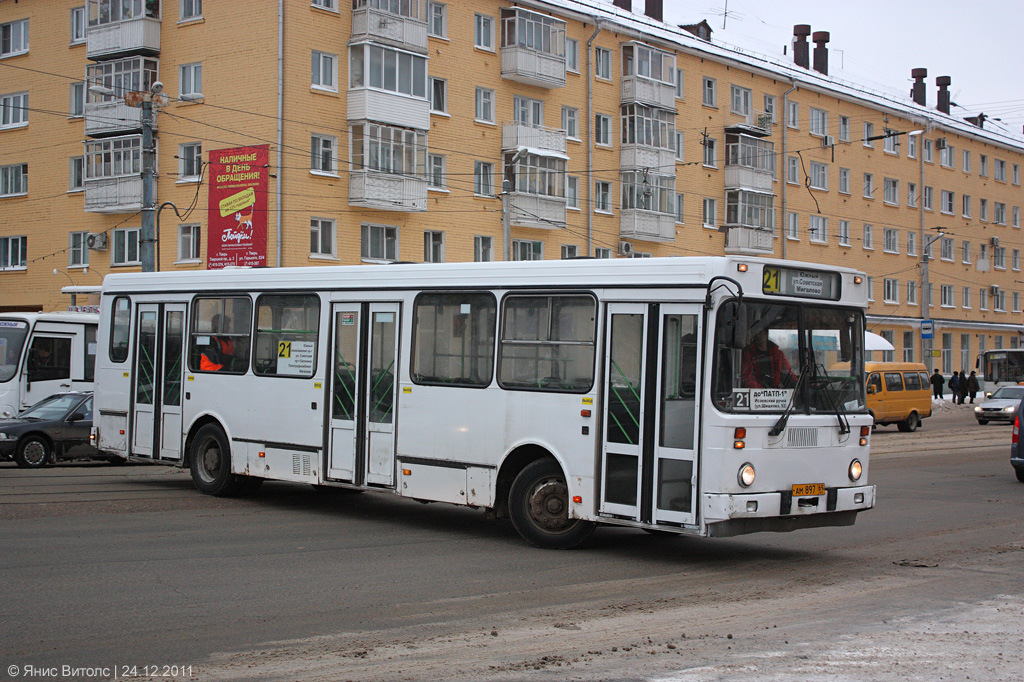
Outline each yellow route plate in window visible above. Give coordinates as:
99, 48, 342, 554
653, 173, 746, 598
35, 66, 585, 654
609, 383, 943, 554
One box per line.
792, 483, 826, 496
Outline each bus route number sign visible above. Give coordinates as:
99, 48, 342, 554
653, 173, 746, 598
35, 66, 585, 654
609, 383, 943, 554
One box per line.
762, 266, 839, 300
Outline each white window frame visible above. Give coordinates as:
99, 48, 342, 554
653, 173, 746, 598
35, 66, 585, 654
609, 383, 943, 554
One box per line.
980, 198, 988, 221
595, 47, 611, 80
862, 223, 874, 250
561, 106, 579, 140
674, 131, 684, 162
940, 237, 954, 262
787, 156, 799, 185
940, 284, 954, 308
809, 107, 827, 137
69, 81, 85, 118
310, 134, 336, 176
809, 215, 827, 243
474, 14, 494, 51
941, 189, 954, 215
908, 182, 918, 208
702, 138, 717, 168
703, 198, 717, 228
474, 235, 493, 262
763, 94, 776, 122
361, 223, 398, 262
962, 194, 971, 218
923, 186, 933, 211
111, 227, 140, 266
427, 2, 446, 38
676, 69, 685, 100
0, 19, 29, 58
961, 286, 970, 309
595, 113, 611, 146
883, 177, 898, 205
730, 85, 751, 117
474, 161, 494, 197
0, 162, 27, 197
178, 141, 203, 181
1014, 206, 1021, 228
560, 244, 578, 260
565, 38, 579, 73
863, 122, 874, 147
0, 236, 26, 271
311, 50, 337, 92
838, 220, 850, 247
179, 62, 203, 100
69, 156, 84, 192
884, 129, 900, 155
809, 162, 828, 190
786, 211, 798, 240
594, 181, 611, 213
427, 153, 446, 190
1, 92, 29, 130
995, 202, 1007, 225
512, 239, 543, 261
884, 278, 900, 304
962, 241, 971, 264
177, 223, 201, 263
883, 228, 899, 254
995, 159, 1007, 182
907, 231, 917, 256
786, 100, 798, 128
838, 115, 850, 142
429, 77, 447, 115
69, 231, 89, 268
702, 77, 716, 107
70, 8, 87, 44
567, 175, 579, 209
180, 0, 202, 21
424, 230, 445, 263
963, 150, 971, 173
475, 87, 494, 123
907, 281, 918, 305
675, 192, 684, 224
312, 0, 337, 9
863, 173, 874, 199
838, 167, 850, 195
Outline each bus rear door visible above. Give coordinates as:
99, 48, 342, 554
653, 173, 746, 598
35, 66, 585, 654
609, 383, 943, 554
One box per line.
131, 303, 186, 460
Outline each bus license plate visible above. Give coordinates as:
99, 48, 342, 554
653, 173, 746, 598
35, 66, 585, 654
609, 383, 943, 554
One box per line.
792, 483, 826, 496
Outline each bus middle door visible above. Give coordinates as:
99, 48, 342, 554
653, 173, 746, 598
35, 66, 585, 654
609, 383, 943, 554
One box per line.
131, 303, 186, 460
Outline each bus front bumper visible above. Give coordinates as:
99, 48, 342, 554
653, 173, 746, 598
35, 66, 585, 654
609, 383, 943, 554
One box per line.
702, 485, 876, 537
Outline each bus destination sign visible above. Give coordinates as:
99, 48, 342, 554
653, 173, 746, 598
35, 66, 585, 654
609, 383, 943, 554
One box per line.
762, 266, 840, 300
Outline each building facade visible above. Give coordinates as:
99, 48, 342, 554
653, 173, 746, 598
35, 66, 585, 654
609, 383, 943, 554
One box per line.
1, 0, 1022, 370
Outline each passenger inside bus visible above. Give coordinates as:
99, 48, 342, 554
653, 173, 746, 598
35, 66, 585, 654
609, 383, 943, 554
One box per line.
741, 328, 797, 389
200, 314, 237, 372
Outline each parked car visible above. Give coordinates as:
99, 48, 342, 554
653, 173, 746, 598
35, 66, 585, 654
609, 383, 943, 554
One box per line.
1012, 399, 1024, 483
0, 392, 101, 468
975, 386, 1024, 425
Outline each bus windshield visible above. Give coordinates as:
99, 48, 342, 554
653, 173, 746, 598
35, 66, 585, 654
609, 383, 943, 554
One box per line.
712, 300, 865, 414
0, 320, 29, 383
984, 351, 1024, 384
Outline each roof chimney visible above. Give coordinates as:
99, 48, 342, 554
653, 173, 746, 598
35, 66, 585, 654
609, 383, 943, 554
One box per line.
812, 31, 830, 75
644, 0, 663, 22
936, 76, 951, 115
911, 68, 928, 106
612, 0, 631, 11
793, 25, 811, 69
964, 113, 987, 129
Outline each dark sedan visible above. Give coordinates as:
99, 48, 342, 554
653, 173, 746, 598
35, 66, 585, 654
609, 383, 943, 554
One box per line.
0, 392, 100, 468
1013, 398, 1024, 483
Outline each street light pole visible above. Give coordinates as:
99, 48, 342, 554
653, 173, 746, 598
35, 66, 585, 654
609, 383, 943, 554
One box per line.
140, 95, 156, 272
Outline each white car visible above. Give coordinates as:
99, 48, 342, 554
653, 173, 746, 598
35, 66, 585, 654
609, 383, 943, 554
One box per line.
975, 386, 1024, 425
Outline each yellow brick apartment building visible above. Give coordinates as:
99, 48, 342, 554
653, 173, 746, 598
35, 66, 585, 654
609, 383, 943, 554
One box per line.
1, 0, 1023, 372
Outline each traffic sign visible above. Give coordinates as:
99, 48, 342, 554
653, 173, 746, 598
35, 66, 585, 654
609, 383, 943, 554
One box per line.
921, 320, 934, 339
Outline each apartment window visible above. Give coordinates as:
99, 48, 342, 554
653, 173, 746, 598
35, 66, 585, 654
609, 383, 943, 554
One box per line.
474, 235, 493, 262
962, 241, 971, 264
908, 182, 917, 207
963, 150, 971, 173
702, 138, 717, 167
787, 156, 799, 184
838, 167, 850, 194
702, 77, 716, 107
867, 277, 875, 302
0, 236, 26, 271
908, 134, 917, 159
566, 38, 579, 72
509, 153, 566, 200
595, 47, 611, 80
809, 215, 827, 243
474, 87, 494, 123
361, 224, 398, 262
809, 107, 827, 137
994, 202, 1007, 225
863, 122, 874, 147
980, 288, 989, 310
675, 193, 685, 223
883, 178, 898, 204
907, 230, 917, 256
995, 246, 1006, 270
730, 85, 751, 116
903, 331, 915, 362
65, 83, 86, 122
786, 212, 798, 240
980, 243, 988, 262
595, 113, 611, 146
924, 139, 933, 163
566, 176, 579, 209
312, 0, 336, 8
703, 198, 717, 228
180, 0, 202, 20
424, 231, 444, 263
674, 131, 685, 161
941, 189, 954, 214
561, 106, 579, 140
962, 286, 970, 309
112, 228, 140, 266
863, 224, 874, 250
939, 143, 954, 167
69, 232, 89, 268
513, 95, 544, 127
884, 129, 899, 155
69, 156, 84, 191
85, 136, 142, 180
1014, 249, 1021, 271
809, 162, 827, 190
838, 115, 850, 142
1015, 292, 1022, 313
940, 237, 954, 261
429, 77, 447, 114
311, 51, 337, 91
595, 248, 612, 259
179, 142, 203, 180
310, 218, 335, 257
838, 220, 850, 246
676, 69, 686, 99
473, 161, 493, 197
863, 173, 874, 198
923, 186, 933, 211
996, 290, 1007, 312
979, 154, 988, 177
179, 63, 203, 99
1013, 163, 1020, 185
0, 163, 27, 197
962, 194, 971, 217
475, 13, 494, 50
883, 228, 899, 253
786, 100, 798, 128
980, 198, 988, 221
71, 8, 87, 44
907, 281, 917, 305
512, 239, 542, 261
178, 224, 201, 262
594, 181, 611, 212
427, 154, 445, 189
941, 284, 954, 308
884, 279, 900, 303
349, 43, 427, 98
1, 92, 29, 129
561, 244, 578, 259
995, 159, 1007, 182
0, 19, 29, 58
427, 2, 446, 38
763, 94, 776, 122
1014, 206, 1020, 228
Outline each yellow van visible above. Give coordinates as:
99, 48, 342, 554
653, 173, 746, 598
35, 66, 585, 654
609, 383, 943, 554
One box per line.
865, 362, 932, 431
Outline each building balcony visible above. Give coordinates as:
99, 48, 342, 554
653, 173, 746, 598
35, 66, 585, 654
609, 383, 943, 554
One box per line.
349, 170, 427, 212
84, 176, 143, 214
724, 165, 774, 192
508, 193, 567, 229
347, 88, 429, 131
84, 101, 150, 137
725, 111, 773, 137
86, 17, 161, 60
620, 209, 676, 242
621, 145, 675, 172
621, 76, 676, 110
351, 5, 428, 54
501, 46, 566, 88
501, 123, 567, 155
724, 226, 774, 255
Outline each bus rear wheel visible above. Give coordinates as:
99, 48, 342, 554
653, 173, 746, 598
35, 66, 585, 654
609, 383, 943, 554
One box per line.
509, 459, 595, 549
189, 424, 242, 497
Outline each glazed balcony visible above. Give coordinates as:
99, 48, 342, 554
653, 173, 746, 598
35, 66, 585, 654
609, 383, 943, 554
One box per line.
351, 0, 428, 54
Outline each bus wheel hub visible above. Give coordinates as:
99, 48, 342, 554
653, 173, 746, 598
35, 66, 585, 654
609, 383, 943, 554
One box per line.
529, 478, 569, 530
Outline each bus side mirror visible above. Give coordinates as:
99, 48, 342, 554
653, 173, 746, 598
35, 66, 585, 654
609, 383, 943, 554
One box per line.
728, 303, 748, 349
867, 385, 877, 395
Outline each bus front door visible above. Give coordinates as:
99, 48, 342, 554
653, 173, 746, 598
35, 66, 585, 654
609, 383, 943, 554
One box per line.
328, 302, 400, 487
131, 303, 186, 460
601, 303, 701, 527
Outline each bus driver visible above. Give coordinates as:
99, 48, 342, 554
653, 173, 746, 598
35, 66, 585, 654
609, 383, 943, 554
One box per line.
742, 327, 796, 389
200, 314, 236, 371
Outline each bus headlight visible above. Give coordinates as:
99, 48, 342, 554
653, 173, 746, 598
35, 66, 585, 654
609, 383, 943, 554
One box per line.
738, 463, 756, 487
848, 459, 863, 482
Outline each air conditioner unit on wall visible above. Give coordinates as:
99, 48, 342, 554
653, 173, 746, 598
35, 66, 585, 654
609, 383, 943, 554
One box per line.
991, 236, 1000, 247
991, 285, 1000, 295
618, 241, 633, 256
821, 135, 835, 147
86, 232, 108, 250
935, 138, 948, 150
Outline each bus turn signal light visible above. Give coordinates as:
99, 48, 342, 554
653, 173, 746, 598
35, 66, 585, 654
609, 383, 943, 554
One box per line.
581, 409, 591, 418
737, 263, 748, 272
734, 427, 746, 449
573, 496, 582, 504
860, 426, 870, 437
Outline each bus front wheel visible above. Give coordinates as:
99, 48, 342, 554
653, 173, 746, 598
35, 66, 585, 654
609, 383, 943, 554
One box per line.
189, 424, 242, 497
509, 459, 595, 549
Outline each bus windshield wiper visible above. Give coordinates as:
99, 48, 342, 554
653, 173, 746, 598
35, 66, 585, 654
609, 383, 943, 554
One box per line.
769, 364, 809, 437
814, 361, 851, 435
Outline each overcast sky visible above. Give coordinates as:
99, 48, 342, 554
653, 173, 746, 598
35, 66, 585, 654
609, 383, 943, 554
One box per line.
603, 0, 1024, 139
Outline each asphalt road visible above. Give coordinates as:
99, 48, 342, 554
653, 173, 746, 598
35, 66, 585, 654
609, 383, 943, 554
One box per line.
0, 402, 1020, 681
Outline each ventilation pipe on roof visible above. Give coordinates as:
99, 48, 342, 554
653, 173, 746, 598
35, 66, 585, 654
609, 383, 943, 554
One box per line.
612, 0, 631, 11
644, 0, 663, 22
793, 25, 811, 69
936, 76, 952, 114
812, 31, 830, 75
911, 68, 928, 106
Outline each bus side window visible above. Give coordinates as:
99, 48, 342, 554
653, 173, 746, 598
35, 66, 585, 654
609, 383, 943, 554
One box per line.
27, 337, 72, 383
253, 294, 320, 378
110, 297, 131, 363
188, 297, 253, 374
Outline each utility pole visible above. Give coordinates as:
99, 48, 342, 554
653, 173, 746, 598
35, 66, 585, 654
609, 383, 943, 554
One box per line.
126, 81, 165, 272
501, 149, 528, 261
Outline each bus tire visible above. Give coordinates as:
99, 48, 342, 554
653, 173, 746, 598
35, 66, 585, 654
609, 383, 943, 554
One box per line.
897, 412, 920, 432
509, 458, 595, 550
189, 424, 242, 497
15, 435, 51, 469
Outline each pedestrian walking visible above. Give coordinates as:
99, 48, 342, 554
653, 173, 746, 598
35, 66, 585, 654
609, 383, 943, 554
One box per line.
949, 371, 961, 404
958, 369, 969, 405
930, 368, 945, 399
966, 370, 980, 403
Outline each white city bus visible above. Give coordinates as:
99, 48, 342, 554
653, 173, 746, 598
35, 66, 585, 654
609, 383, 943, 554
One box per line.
978, 349, 1024, 396
92, 257, 874, 548
0, 312, 99, 418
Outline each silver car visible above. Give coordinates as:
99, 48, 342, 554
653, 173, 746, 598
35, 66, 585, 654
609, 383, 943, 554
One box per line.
975, 386, 1024, 425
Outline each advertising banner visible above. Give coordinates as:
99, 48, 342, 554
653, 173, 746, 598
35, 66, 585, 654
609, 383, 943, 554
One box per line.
207, 145, 269, 269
